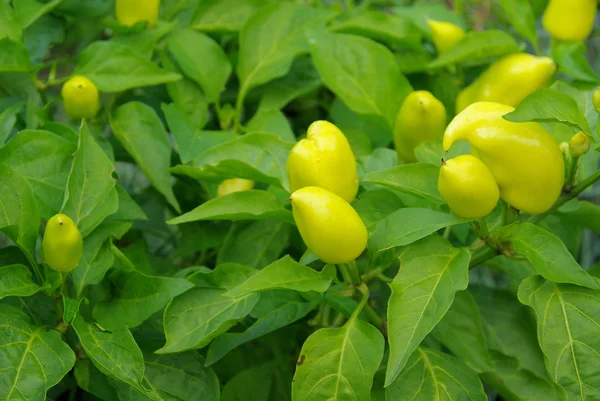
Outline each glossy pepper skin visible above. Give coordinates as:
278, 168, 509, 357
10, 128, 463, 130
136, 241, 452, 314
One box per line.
42, 214, 83, 273
438, 155, 499, 219
456, 53, 556, 113
593, 89, 600, 113
393, 91, 447, 163
427, 19, 465, 54
115, 0, 160, 27
287, 120, 358, 202
290, 186, 367, 264
217, 178, 254, 197
444, 102, 564, 214
61, 76, 100, 120
543, 0, 596, 41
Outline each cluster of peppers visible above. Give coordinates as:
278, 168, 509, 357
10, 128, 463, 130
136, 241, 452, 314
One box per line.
50, 0, 598, 271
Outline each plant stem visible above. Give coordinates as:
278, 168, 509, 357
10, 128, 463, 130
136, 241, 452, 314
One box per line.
363, 303, 384, 332
340, 260, 361, 285
528, 168, 600, 224
469, 246, 497, 269
338, 264, 353, 286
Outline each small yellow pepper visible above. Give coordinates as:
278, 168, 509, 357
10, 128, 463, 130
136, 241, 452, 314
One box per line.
456, 53, 556, 113
393, 91, 447, 163
569, 131, 591, 158
115, 0, 160, 27
444, 102, 564, 214
438, 155, 499, 219
287, 120, 358, 202
217, 178, 255, 197
427, 19, 465, 54
543, 0, 596, 41
61, 76, 100, 120
290, 186, 367, 264
42, 214, 83, 273
593, 89, 600, 113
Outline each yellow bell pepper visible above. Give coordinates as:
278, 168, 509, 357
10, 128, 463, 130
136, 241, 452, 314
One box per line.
61, 76, 100, 120
438, 155, 499, 219
543, 0, 596, 41
217, 178, 255, 197
443, 102, 564, 214
456, 53, 556, 113
115, 0, 160, 27
287, 120, 358, 202
290, 186, 367, 264
393, 91, 447, 163
42, 214, 83, 273
427, 19, 465, 54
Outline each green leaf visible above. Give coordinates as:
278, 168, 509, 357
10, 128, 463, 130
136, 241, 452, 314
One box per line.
432, 290, 493, 373
75, 41, 181, 92
93, 269, 193, 330
111, 101, 181, 212
428, 30, 520, 68
310, 31, 411, 128
111, 21, 175, 59
247, 109, 295, 142
292, 310, 385, 400
217, 220, 293, 269
206, 291, 318, 365
167, 27, 232, 103
0, 102, 24, 144
330, 97, 391, 150
0, 129, 76, 219
188, 263, 258, 290
331, 10, 420, 49
503, 88, 592, 135
498, 0, 537, 46
72, 316, 157, 398
0, 1, 22, 41
70, 220, 132, 298
394, 3, 465, 34
361, 164, 443, 204
61, 120, 118, 237
0, 264, 44, 300
552, 41, 600, 84
256, 56, 321, 112
106, 185, 148, 222
414, 139, 470, 166
0, 163, 40, 268
0, 38, 32, 73
158, 287, 260, 354
352, 189, 404, 230
481, 351, 567, 401
224, 256, 336, 298
192, 0, 268, 33
471, 285, 547, 378
496, 223, 598, 289
162, 102, 237, 164
74, 359, 120, 401
386, 347, 487, 401
13, 0, 62, 29
141, 352, 220, 401
171, 132, 293, 190
222, 362, 275, 401
369, 208, 471, 252
0, 308, 76, 401
237, 3, 333, 101
168, 190, 292, 224
385, 235, 470, 386
518, 276, 600, 400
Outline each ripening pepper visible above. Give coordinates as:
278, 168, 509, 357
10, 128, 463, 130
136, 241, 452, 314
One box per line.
456, 53, 556, 113
217, 178, 254, 197
438, 155, 499, 219
290, 186, 367, 264
61, 76, 100, 120
569, 131, 591, 158
427, 19, 465, 54
443, 102, 564, 214
543, 0, 596, 41
393, 91, 447, 163
593, 89, 600, 113
287, 120, 358, 202
42, 214, 83, 273
115, 0, 160, 27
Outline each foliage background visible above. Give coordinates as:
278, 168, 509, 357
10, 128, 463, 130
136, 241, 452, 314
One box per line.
1, 0, 600, 400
